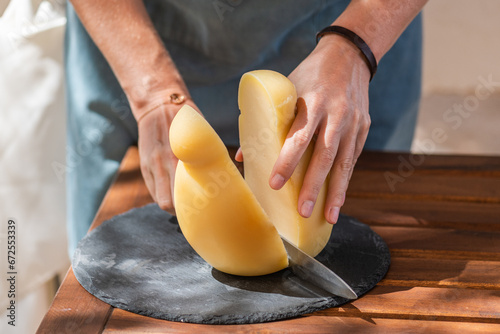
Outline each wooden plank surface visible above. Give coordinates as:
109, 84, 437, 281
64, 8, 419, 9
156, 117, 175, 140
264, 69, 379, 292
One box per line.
372, 226, 500, 256
349, 151, 500, 204
37, 148, 152, 334
104, 309, 500, 334
342, 197, 500, 231
36, 268, 112, 334
355, 151, 500, 173
382, 258, 500, 289
37, 147, 500, 333
326, 285, 500, 322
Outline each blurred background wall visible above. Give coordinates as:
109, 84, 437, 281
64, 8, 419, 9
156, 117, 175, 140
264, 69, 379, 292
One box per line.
413, 0, 500, 155
0, 1, 69, 333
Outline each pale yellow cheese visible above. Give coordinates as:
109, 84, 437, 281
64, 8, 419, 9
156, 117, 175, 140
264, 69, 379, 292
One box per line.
170, 105, 288, 276
238, 70, 332, 257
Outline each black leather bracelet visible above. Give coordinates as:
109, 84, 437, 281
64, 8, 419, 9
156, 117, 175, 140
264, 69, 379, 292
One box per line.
316, 25, 378, 82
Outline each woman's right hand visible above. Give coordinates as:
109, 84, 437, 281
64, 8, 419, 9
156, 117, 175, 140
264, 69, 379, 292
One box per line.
135, 93, 201, 215
70, 0, 201, 215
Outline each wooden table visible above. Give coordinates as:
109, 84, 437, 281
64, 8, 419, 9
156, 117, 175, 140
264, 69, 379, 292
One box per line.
38, 147, 500, 333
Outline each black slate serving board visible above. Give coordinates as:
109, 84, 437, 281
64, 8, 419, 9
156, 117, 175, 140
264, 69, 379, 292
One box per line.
73, 204, 390, 324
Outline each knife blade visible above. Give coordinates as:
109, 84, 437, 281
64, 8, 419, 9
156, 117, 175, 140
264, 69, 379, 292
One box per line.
281, 236, 357, 299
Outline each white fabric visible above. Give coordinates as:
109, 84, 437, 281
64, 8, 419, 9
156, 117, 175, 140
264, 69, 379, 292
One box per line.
0, 0, 69, 331
0, 278, 57, 333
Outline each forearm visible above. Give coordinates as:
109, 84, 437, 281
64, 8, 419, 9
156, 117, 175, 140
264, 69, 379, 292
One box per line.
277, 1, 427, 222
332, 0, 428, 61
70, 0, 187, 119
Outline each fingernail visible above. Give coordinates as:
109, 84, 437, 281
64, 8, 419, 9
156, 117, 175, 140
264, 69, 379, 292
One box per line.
328, 206, 340, 224
270, 174, 285, 189
341, 192, 346, 205
300, 200, 314, 218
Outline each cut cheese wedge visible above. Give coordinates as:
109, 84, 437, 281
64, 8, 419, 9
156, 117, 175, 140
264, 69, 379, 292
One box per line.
238, 70, 332, 257
170, 105, 288, 276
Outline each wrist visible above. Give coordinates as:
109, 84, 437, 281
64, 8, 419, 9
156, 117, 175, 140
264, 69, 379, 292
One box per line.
316, 25, 377, 82
328, 0, 428, 62
112, 41, 189, 115
135, 92, 191, 124
122, 58, 192, 121
316, 34, 371, 83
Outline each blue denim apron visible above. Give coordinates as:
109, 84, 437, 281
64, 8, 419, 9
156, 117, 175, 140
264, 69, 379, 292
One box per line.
65, 0, 422, 255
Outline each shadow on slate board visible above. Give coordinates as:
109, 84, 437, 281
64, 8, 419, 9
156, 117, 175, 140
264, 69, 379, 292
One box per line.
73, 204, 390, 324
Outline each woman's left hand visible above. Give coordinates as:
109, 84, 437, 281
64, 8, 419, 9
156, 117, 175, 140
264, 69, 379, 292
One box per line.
269, 34, 372, 224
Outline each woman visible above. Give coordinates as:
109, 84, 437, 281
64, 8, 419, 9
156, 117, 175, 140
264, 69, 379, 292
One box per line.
65, 0, 426, 255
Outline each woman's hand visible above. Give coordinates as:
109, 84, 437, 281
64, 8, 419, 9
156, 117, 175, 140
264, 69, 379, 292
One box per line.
136, 95, 201, 215
70, 0, 202, 214
269, 34, 372, 224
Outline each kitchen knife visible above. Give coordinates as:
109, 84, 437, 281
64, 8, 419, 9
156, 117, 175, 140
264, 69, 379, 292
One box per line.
281, 236, 357, 299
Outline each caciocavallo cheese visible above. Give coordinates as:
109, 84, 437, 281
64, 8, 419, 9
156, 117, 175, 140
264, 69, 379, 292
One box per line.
170, 70, 332, 276
238, 70, 332, 257
170, 105, 288, 276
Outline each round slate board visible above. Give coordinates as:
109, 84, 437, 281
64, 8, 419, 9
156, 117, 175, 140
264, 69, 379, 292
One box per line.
73, 204, 390, 325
